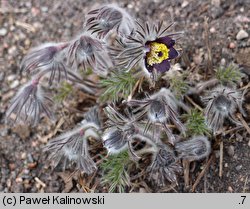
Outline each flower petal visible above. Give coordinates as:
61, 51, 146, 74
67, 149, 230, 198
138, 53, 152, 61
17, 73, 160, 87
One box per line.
153, 60, 170, 73
168, 47, 179, 59
156, 36, 175, 48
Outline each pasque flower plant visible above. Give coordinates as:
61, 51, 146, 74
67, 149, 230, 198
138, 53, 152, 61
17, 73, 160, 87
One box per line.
6, 3, 248, 192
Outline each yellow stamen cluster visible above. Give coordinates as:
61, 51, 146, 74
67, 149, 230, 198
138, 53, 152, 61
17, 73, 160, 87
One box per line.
147, 42, 169, 66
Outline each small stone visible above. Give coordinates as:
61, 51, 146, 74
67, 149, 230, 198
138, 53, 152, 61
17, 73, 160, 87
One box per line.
23, 168, 30, 175
0, 28, 7, 36
236, 165, 242, 171
21, 152, 27, 160
24, 39, 31, 47
224, 163, 228, 168
10, 80, 19, 88
181, 1, 189, 8
7, 179, 12, 188
227, 145, 234, 157
16, 177, 23, 183
7, 75, 16, 82
228, 186, 233, 192
210, 27, 216, 33
229, 42, 236, 49
8, 46, 16, 55
236, 29, 249, 40
220, 58, 226, 66
127, 4, 133, 9
41, 6, 48, 12
248, 140, 250, 147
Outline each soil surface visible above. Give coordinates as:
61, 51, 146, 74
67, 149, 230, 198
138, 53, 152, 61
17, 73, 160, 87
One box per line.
0, 0, 250, 193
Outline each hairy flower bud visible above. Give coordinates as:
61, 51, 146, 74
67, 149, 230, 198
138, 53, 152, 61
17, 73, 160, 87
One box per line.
127, 88, 186, 144
67, 33, 112, 76
175, 136, 211, 161
45, 120, 100, 174
203, 86, 244, 132
147, 144, 182, 186
21, 42, 68, 85
6, 79, 53, 125
86, 4, 135, 38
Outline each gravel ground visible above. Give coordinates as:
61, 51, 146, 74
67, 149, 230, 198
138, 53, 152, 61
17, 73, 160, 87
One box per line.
0, 0, 250, 193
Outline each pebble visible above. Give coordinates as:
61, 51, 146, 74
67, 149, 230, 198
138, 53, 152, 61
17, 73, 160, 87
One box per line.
224, 163, 228, 168
7, 75, 16, 82
0, 28, 7, 36
220, 58, 226, 66
236, 29, 249, 40
228, 186, 233, 192
16, 177, 23, 183
41, 6, 48, 13
181, 1, 189, 8
10, 80, 19, 89
227, 145, 235, 157
21, 152, 27, 160
248, 140, 250, 147
8, 46, 17, 55
210, 27, 216, 33
236, 165, 242, 171
229, 42, 236, 49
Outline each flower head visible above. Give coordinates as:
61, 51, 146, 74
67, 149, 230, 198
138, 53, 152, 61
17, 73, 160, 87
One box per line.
112, 21, 181, 81
102, 128, 127, 154
67, 33, 112, 76
21, 42, 69, 85
147, 143, 182, 186
86, 4, 135, 38
175, 136, 211, 161
102, 105, 140, 154
6, 79, 53, 125
203, 86, 243, 132
127, 88, 186, 144
45, 119, 100, 174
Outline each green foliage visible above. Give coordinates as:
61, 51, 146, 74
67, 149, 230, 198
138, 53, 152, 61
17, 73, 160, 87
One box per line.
216, 64, 242, 85
100, 70, 136, 102
54, 82, 73, 102
100, 151, 132, 193
169, 73, 188, 99
183, 109, 210, 136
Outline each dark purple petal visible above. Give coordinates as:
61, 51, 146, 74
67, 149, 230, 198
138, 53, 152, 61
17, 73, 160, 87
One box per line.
155, 36, 175, 48
153, 60, 170, 73
168, 47, 179, 59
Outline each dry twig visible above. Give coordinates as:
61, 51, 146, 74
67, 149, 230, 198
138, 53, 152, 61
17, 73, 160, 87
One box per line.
192, 154, 214, 192
219, 141, 223, 178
